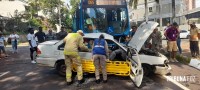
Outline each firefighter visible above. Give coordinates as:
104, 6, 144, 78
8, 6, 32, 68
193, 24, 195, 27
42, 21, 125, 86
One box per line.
63, 30, 89, 85
92, 34, 109, 84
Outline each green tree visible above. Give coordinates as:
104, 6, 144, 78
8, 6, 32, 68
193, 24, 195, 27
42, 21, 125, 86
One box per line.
70, 0, 80, 15
23, 0, 72, 30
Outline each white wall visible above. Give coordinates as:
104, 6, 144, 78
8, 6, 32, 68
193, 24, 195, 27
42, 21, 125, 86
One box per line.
130, 0, 185, 23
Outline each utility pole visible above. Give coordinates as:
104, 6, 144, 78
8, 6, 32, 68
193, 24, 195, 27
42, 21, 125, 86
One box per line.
145, 0, 148, 22
171, 0, 176, 23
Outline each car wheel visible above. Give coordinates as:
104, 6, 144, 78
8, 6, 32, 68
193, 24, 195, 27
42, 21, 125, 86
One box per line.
142, 64, 152, 76
56, 61, 66, 76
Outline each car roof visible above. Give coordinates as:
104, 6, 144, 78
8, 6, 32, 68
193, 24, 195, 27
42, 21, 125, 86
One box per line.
40, 40, 60, 45
83, 33, 114, 40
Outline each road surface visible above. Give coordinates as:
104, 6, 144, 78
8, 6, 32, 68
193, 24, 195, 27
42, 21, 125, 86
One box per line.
0, 42, 199, 90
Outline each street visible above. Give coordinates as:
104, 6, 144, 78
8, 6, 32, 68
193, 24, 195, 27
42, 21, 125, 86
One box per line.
0, 39, 199, 90
1, 0, 200, 90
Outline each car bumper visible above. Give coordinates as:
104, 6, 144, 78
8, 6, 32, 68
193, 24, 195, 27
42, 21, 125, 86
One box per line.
36, 57, 56, 67
154, 64, 171, 75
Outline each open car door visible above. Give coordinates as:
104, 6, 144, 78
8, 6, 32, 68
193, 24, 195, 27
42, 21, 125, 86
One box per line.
127, 47, 143, 87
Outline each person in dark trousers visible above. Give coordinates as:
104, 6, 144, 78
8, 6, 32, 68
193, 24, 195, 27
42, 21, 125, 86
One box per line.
27, 28, 38, 64
35, 27, 46, 43
189, 24, 200, 58
57, 27, 68, 40
92, 34, 109, 84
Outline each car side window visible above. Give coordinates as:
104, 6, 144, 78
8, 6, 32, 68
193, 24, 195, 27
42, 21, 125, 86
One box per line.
58, 43, 65, 50
83, 38, 94, 50
78, 38, 93, 59
106, 40, 119, 51
106, 39, 126, 61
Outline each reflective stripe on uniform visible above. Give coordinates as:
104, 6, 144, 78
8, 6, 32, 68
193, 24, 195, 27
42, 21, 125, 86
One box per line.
94, 45, 105, 48
64, 51, 78, 55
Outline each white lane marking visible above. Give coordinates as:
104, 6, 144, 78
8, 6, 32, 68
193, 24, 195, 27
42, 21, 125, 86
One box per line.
0, 71, 10, 77
162, 75, 190, 90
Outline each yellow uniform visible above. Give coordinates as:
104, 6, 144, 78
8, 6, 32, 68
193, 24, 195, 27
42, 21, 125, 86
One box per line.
63, 33, 88, 82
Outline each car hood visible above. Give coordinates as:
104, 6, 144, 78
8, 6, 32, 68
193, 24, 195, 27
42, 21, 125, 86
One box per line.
128, 21, 158, 51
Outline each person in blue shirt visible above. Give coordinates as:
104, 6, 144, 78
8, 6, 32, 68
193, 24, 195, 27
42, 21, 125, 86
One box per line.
92, 34, 109, 84
0, 32, 8, 59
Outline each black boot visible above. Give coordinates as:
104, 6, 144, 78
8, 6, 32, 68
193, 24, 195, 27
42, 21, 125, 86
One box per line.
95, 79, 100, 84
66, 81, 73, 85
78, 78, 85, 84
77, 79, 85, 87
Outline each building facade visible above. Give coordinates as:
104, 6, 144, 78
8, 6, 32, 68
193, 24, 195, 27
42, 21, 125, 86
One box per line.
129, 0, 196, 26
184, 0, 196, 11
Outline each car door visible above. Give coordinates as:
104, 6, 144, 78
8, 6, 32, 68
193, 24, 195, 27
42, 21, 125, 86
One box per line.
126, 47, 143, 87
106, 39, 143, 87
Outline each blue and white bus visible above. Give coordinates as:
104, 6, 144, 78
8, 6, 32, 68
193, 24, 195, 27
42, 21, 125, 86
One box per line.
72, 0, 130, 39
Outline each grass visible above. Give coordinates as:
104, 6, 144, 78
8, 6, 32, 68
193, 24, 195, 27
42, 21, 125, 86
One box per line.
163, 52, 191, 64
176, 54, 191, 64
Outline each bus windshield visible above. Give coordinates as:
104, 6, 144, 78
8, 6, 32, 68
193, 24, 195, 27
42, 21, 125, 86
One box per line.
73, 0, 130, 37
84, 7, 128, 34
83, 0, 126, 5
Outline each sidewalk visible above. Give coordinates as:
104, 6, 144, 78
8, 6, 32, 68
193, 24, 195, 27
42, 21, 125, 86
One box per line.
6, 42, 29, 47
169, 62, 200, 90
162, 39, 200, 90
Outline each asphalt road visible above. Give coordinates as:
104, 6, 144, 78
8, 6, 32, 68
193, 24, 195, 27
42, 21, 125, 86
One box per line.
0, 45, 196, 90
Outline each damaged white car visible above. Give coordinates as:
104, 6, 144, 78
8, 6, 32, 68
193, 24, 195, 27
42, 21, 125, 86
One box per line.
36, 21, 171, 87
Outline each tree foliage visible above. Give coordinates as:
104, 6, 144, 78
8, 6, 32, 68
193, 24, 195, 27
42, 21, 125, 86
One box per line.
22, 0, 72, 30
70, 0, 80, 16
